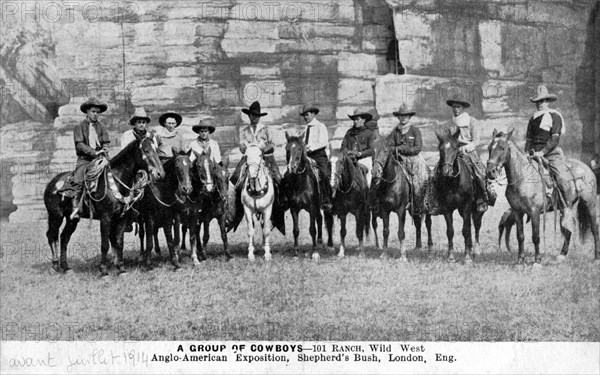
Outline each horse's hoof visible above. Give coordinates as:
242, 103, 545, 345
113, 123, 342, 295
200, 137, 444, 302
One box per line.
337, 253, 345, 258
532, 262, 543, 270
414, 246, 422, 252
399, 256, 408, 263
447, 257, 456, 263
327, 241, 334, 248
193, 260, 201, 267
473, 245, 481, 256
380, 251, 389, 259
464, 258, 473, 265
312, 253, 320, 262
358, 252, 366, 259
63, 268, 73, 275
556, 255, 566, 263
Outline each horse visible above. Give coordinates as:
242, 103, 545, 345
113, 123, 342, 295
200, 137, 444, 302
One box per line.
434, 128, 485, 263
192, 151, 232, 262
135, 153, 192, 270
282, 134, 333, 261
371, 137, 432, 261
43, 136, 165, 275
240, 144, 276, 261
486, 129, 599, 264
330, 150, 370, 257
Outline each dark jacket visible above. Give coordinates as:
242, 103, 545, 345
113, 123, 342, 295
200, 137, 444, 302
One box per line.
74, 119, 110, 162
388, 125, 422, 156
341, 125, 377, 159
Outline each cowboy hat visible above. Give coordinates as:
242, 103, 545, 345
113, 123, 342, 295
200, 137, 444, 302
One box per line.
446, 96, 471, 108
128, 107, 151, 125
392, 103, 416, 116
242, 101, 268, 117
158, 111, 182, 127
192, 118, 216, 134
348, 107, 373, 122
80, 97, 108, 113
299, 105, 319, 116
530, 85, 557, 102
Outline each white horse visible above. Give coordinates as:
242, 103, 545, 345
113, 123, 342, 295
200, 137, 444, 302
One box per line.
241, 144, 275, 261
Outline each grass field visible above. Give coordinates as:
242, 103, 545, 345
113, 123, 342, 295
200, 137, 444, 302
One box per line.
1, 195, 599, 342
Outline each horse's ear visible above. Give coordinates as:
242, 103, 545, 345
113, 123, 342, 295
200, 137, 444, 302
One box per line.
285, 131, 290, 141
506, 128, 514, 140
223, 156, 229, 169
451, 126, 460, 140
492, 128, 498, 138
435, 130, 444, 143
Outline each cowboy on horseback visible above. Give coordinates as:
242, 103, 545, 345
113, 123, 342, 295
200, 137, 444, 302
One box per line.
445, 96, 497, 212
341, 107, 377, 186
121, 107, 162, 151
155, 110, 186, 163
385, 104, 428, 215
525, 85, 573, 220
70, 97, 111, 220
297, 104, 332, 211
188, 118, 223, 165
230, 101, 285, 233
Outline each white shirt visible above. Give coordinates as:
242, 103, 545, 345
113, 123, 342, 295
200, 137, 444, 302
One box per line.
187, 138, 222, 165
300, 118, 329, 152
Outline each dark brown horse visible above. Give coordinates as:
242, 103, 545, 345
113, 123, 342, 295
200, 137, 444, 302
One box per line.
330, 150, 370, 257
435, 128, 484, 263
371, 137, 432, 261
282, 134, 333, 261
136, 153, 192, 270
193, 151, 232, 262
487, 129, 599, 264
44, 137, 164, 275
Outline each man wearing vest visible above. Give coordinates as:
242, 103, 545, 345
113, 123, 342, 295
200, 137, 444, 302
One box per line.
71, 98, 111, 220
298, 105, 332, 211
525, 85, 573, 222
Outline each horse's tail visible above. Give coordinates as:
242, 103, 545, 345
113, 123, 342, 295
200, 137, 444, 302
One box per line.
498, 210, 512, 252
576, 198, 594, 242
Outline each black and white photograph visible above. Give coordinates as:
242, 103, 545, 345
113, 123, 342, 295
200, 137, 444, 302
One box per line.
1, 0, 599, 373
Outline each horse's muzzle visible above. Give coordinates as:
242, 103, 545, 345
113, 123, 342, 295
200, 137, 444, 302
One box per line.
441, 165, 453, 177
486, 162, 500, 180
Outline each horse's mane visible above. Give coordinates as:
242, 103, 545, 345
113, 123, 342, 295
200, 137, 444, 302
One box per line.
110, 138, 140, 167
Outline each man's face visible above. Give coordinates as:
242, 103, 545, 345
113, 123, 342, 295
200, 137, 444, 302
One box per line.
164, 117, 178, 132
134, 119, 148, 132
249, 113, 261, 125
452, 104, 464, 117
197, 128, 209, 141
398, 114, 411, 126
86, 107, 101, 123
302, 112, 316, 124
353, 117, 365, 128
535, 99, 549, 111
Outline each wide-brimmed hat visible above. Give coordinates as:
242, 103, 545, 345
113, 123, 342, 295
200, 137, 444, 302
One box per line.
299, 105, 319, 116
392, 103, 416, 116
242, 101, 268, 117
530, 85, 557, 103
446, 96, 471, 108
128, 107, 151, 125
348, 107, 373, 122
80, 97, 108, 113
192, 118, 216, 134
158, 111, 182, 127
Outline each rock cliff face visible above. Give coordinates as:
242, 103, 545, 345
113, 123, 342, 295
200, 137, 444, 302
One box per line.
377, 0, 600, 165
1, 0, 599, 221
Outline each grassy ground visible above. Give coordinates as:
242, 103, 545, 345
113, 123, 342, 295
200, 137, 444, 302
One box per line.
1, 196, 599, 342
